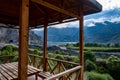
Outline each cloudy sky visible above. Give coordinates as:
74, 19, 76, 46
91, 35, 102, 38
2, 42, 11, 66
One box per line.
97, 0, 120, 10
34, 0, 120, 30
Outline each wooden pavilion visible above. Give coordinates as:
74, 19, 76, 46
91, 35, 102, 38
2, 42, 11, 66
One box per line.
0, 0, 102, 80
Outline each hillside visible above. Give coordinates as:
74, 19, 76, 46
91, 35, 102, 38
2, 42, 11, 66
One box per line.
0, 28, 41, 44
35, 22, 120, 43
34, 9, 120, 44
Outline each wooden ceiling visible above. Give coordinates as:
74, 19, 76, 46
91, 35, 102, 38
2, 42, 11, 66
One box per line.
0, 0, 102, 28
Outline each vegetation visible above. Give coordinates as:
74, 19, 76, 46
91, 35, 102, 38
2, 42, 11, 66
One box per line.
0, 45, 18, 55
33, 49, 39, 55
85, 71, 114, 80
106, 55, 120, 80
0, 45, 18, 62
85, 60, 97, 71
0, 44, 120, 80
66, 43, 120, 52
84, 50, 96, 62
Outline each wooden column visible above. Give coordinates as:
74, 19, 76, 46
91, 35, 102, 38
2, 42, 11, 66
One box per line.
18, 0, 29, 80
43, 22, 48, 72
79, 1, 84, 80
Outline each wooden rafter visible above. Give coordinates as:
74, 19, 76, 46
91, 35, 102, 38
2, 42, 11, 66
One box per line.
33, 3, 48, 15
31, 0, 81, 19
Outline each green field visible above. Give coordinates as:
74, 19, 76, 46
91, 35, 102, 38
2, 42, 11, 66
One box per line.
67, 46, 120, 52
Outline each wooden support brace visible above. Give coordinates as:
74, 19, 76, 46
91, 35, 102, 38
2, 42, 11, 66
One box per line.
31, 0, 81, 19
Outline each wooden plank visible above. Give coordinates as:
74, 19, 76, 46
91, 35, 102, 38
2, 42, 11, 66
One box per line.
2, 63, 18, 76
31, 0, 81, 19
8, 63, 34, 75
0, 65, 13, 80
0, 69, 7, 80
0, 62, 40, 80
1, 64, 17, 79
18, 0, 29, 80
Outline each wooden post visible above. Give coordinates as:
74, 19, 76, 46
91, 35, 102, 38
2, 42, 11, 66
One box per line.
43, 22, 48, 72
18, 0, 29, 80
79, 1, 84, 80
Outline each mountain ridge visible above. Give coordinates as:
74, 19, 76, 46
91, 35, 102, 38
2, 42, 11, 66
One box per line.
34, 9, 120, 44
0, 28, 41, 44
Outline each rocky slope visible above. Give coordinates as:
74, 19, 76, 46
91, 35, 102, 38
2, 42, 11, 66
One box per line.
0, 28, 41, 44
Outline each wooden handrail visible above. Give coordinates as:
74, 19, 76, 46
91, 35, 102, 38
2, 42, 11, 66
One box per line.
28, 54, 79, 66
28, 54, 43, 58
0, 55, 17, 58
44, 66, 81, 80
47, 58, 79, 66
0, 54, 79, 66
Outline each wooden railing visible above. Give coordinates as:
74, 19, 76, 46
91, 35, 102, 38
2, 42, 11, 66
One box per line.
28, 54, 81, 80
0, 55, 17, 64
45, 66, 81, 80
0, 54, 81, 80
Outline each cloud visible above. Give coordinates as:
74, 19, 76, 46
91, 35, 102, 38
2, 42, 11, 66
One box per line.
50, 21, 79, 28
97, 0, 120, 10
33, 28, 44, 31
50, 16, 120, 28
109, 16, 120, 23
33, 16, 120, 30
84, 16, 120, 27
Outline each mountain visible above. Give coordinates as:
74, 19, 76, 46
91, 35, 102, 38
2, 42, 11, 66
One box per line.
84, 21, 120, 43
34, 9, 120, 44
0, 28, 41, 44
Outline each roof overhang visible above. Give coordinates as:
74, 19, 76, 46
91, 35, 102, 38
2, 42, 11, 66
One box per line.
0, 0, 102, 28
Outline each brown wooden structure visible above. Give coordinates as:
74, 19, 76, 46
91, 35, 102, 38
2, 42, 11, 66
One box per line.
0, 0, 102, 80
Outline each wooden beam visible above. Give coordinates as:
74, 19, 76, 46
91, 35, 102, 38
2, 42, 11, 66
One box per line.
43, 22, 48, 72
31, 0, 81, 19
18, 0, 29, 80
79, 1, 84, 80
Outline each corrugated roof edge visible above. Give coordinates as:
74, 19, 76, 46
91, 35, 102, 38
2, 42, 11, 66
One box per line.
88, 0, 102, 11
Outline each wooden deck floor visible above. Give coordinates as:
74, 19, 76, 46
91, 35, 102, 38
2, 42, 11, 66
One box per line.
28, 75, 42, 80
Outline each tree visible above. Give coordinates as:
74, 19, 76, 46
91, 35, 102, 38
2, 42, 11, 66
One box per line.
84, 50, 96, 62
106, 55, 120, 80
55, 54, 64, 60
85, 71, 114, 80
85, 60, 97, 71
33, 49, 39, 55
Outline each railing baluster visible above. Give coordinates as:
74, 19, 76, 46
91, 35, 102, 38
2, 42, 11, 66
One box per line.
33, 56, 37, 67
50, 62, 59, 74
58, 61, 61, 73
61, 63, 71, 80
47, 61, 55, 74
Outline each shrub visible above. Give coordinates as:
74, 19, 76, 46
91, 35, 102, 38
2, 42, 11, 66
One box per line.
55, 54, 64, 60
85, 60, 97, 71
71, 56, 79, 63
84, 50, 96, 62
106, 55, 120, 80
47, 53, 56, 58
85, 71, 114, 80
1, 45, 14, 55
33, 49, 39, 55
